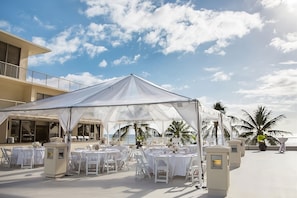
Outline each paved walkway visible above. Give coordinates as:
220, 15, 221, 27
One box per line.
0, 150, 296, 198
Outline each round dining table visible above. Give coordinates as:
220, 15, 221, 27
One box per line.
146, 152, 198, 177
11, 147, 45, 166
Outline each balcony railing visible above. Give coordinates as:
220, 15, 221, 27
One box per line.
0, 61, 85, 91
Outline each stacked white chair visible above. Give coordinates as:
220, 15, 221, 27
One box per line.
0, 147, 11, 167
85, 152, 100, 175
104, 152, 118, 174
21, 148, 34, 169
154, 156, 169, 183
117, 149, 130, 171
185, 156, 200, 185
134, 154, 151, 179
70, 151, 82, 175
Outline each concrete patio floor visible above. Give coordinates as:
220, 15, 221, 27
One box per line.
0, 150, 296, 198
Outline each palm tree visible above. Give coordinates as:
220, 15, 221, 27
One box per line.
227, 115, 241, 137
165, 120, 196, 145
237, 106, 290, 145
202, 102, 230, 145
112, 122, 160, 143
213, 102, 226, 144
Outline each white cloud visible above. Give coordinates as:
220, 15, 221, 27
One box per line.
87, 23, 132, 46
141, 71, 150, 78
204, 40, 229, 55
83, 43, 107, 58
211, 71, 233, 81
113, 54, 141, 65
0, 20, 11, 30
260, 0, 297, 12
160, 82, 189, 92
99, 59, 107, 68
28, 26, 108, 66
29, 26, 85, 65
260, 0, 282, 8
82, 0, 263, 55
279, 60, 297, 65
161, 84, 174, 91
270, 32, 297, 53
204, 67, 220, 72
285, 0, 297, 12
33, 16, 55, 30
28, 1, 265, 66
0, 20, 23, 33
237, 69, 297, 100
204, 67, 232, 81
63, 72, 105, 86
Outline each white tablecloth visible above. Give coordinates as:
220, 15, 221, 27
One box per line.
11, 147, 45, 166
146, 153, 197, 177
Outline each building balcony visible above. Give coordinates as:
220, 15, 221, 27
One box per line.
0, 61, 85, 92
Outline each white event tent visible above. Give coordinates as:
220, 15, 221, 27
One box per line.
0, 74, 225, 181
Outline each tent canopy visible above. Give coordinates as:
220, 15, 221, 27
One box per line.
0, 74, 203, 133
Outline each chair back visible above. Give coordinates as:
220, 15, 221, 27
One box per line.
1, 148, 11, 167
185, 155, 200, 184
86, 152, 100, 164
154, 156, 169, 183
21, 148, 34, 169
85, 152, 100, 175
70, 151, 82, 175
104, 152, 118, 173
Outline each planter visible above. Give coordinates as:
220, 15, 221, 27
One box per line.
259, 142, 267, 151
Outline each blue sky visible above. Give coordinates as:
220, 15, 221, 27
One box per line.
1, 0, 297, 135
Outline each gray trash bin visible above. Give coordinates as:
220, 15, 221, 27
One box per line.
44, 142, 67, 178
205, 146, 230, 197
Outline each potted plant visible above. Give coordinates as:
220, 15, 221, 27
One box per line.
257, 133, 267, 151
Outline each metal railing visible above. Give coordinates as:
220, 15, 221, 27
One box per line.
0, 61, 85, 91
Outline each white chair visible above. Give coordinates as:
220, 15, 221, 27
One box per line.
154, 156, 169, 183
34, 147, 45, 166
104, 152, 118, 174
1, 147, 11, 167
134, 154, 151, 179
139, 147, 148, 161
84, 136, 90, 141
117, 149, 130, 171
77, 136, 84, 141
185, 156, 200, 185
85, 152, 100, 175
21, 148, 34, 169
70, 152, 82, 175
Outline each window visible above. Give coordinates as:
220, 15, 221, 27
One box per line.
49, 122, 60, 138
0, 41, 20, 78
0, 41, 7, 62
10, 120, 21, 143
21, 120, 35, 142
37, 93, 52, 100
7, 44, 20, 65
78, 124, 94, 137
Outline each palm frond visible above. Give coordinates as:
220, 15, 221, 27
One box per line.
242, 109, 258, 129
262, 114, 285, 130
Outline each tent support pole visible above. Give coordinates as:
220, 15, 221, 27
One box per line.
195, 100, 204, 188
65, 107, 72, 176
